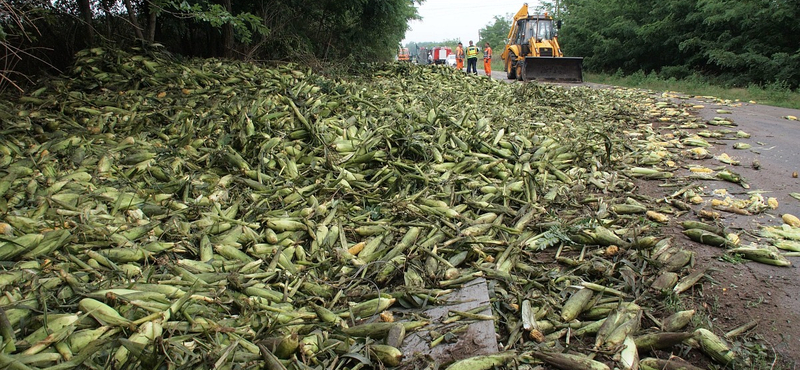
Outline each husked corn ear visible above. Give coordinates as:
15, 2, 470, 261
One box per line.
767, 197, 778, 209
689, 166, 713, 173
646, 210, 669, 223
726, 233, 740, 246
783, 214, 800, 228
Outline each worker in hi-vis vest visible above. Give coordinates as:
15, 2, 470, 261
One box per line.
465, 40, 479, 74
483, 42, 492, 77
455, 42, 465, 70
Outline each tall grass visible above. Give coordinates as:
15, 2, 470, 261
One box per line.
586, 71, 800, 110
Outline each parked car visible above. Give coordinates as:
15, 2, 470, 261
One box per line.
446, 54, 457, 67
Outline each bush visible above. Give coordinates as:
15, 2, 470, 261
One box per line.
659, 65, 693, 80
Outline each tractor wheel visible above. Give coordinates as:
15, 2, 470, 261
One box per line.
506, 52, 517, 80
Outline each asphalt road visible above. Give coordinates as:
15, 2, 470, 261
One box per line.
688, 98, 800, 226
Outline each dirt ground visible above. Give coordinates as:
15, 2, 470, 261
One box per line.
638, 95, 800, 369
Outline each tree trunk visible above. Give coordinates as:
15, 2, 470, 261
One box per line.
122, 0, 145, 41
221, 0, 234, 58
146, 0, 157, 42
99, 2, 112, 40
76, 0, 94, 47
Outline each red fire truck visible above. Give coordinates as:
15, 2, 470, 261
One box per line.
431, 46, 452, 65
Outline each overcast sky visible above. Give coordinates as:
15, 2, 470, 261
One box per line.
402, 1, 542, 45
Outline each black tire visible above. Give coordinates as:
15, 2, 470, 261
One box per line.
506, 52, 517, 80
516, 59, 525, 81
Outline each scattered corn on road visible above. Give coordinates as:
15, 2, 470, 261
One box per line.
500, 65, 800, 364
501, 72, 800, 365
638, 94, 800, 367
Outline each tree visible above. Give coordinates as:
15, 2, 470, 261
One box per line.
478, 15, 511, 52
1, 0, 425, 89
558, 0, 800, 88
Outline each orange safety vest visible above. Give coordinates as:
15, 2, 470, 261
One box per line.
466, 46, 479, 58
456, 46, 464, 59
483, 47, 492, 59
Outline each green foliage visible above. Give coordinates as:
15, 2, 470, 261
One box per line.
250, 0, 422, 62
173, 1, 269, 44
478, 15, 511, 51
1, 0, 424, 84
560, 0, 800, 88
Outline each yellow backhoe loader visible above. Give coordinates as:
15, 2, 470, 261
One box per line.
501, 3, 583, 82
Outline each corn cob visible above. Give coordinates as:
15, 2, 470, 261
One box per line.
560, 288, 594, 322
532, 350, 611, 370
693, 328, 736, 365
443, 351, 518, 370
635, 331, 694, 352
683, 228, 727, 247
639, 357, 705, 370
370, 344, 403, 366
79, 298, 134, 328
342, 321, 429, 338
783, 214, 800, 228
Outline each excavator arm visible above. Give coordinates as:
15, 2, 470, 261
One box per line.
501, 3, 530, 62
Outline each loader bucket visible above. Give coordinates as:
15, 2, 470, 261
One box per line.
522, 57, 583, 82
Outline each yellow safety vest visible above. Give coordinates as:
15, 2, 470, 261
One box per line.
466, 46, 479, 58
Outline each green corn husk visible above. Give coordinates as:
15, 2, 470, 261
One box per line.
635, 331, 694, 352
761, 224, 800, 241
532, 350, 611, 370
0, 48, 777, 370
663, 310, 695, 331
683, 228, 728, 247
693, 328, 736, 365
727, 245, 792, 267
560, 288, 594, 322
640, 357, 706, 370
680, 220, 725, 235
444, 351, 518, 370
